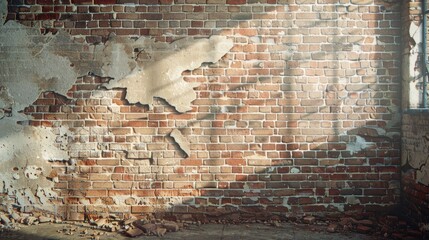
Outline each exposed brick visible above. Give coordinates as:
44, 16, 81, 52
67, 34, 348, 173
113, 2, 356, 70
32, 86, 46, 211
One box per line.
11, 0, 405, 220
71, 0, 93, 4
95, 0, 115, 3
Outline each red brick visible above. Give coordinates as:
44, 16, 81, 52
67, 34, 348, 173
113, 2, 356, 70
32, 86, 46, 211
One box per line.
72, 0, 93, 4
227, 0, 245, 4
95, 0, 115, 3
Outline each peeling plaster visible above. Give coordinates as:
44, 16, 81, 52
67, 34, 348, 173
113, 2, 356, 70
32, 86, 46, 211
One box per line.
0, 123, 69, 212
402, 127, 429, 185
101, 33, 137, 81
346, 136, 375, 155
0, 21, 79, 212
337, 127, 385, 155
105, 36, 234, 112
170, 129, 190, 157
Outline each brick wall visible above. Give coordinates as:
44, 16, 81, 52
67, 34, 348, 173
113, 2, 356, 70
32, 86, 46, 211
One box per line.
6, 0, 402, 220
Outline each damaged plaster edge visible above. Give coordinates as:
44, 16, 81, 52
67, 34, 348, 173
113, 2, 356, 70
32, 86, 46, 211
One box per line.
0, 20, 80, 115
403, 22, 423, 109
103, 35, 234, 113
170, 129, 190, 157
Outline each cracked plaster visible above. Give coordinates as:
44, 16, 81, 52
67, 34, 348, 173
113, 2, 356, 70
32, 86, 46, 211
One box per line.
0, 18, 234, 212
170, 129, 191, 157
401, 21, 429, 186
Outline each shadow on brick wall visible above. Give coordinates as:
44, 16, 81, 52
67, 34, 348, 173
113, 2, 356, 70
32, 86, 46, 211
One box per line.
3, 0, 403, 221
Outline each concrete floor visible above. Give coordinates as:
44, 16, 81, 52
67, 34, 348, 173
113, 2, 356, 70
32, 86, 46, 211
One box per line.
0, 222, 375, 240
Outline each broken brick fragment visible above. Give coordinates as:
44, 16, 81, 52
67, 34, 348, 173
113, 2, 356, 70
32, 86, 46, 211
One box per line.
133, 220, 157, 235
303, 216, 316, 224
162, 221, 180, 232
355, 225, 372, 234
327, 223, 338, 233
156, 227, 167, 237
125, 227, 144, 237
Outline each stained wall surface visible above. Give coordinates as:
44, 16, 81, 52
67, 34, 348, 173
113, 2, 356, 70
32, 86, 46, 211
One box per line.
401, 0, 429, 223
1, 0, 403, 220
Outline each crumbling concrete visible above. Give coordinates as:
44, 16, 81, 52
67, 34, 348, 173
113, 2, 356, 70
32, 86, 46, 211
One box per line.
0, 21, 79, 115
100, 33, 137, 82
104, 35, 234, 112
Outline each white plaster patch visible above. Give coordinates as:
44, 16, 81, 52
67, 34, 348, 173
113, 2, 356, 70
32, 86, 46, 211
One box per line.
0, 21, 78, 116
346, 136, 375, 154
243, 183, 250, 192
417, 162, 429, 186
346, 196, 361, 205
330, 203, 345, 212
170, 129, 191, 157
105, 36, 234, 112
290, 167, 300, 173
406, 22, 423, 108
282, 198, 291, 210
249, 197, 258, 202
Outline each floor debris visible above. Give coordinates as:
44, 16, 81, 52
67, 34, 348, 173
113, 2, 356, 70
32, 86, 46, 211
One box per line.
0, 207, 427, 239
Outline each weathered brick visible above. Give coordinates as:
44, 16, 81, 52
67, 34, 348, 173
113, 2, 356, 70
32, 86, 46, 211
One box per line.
12, 0, 405, 219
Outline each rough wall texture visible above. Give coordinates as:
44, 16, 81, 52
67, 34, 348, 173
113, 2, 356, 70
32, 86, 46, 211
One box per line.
2, 0, 402, 220
402, 113, 429, 223
401, 0, 429, 223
